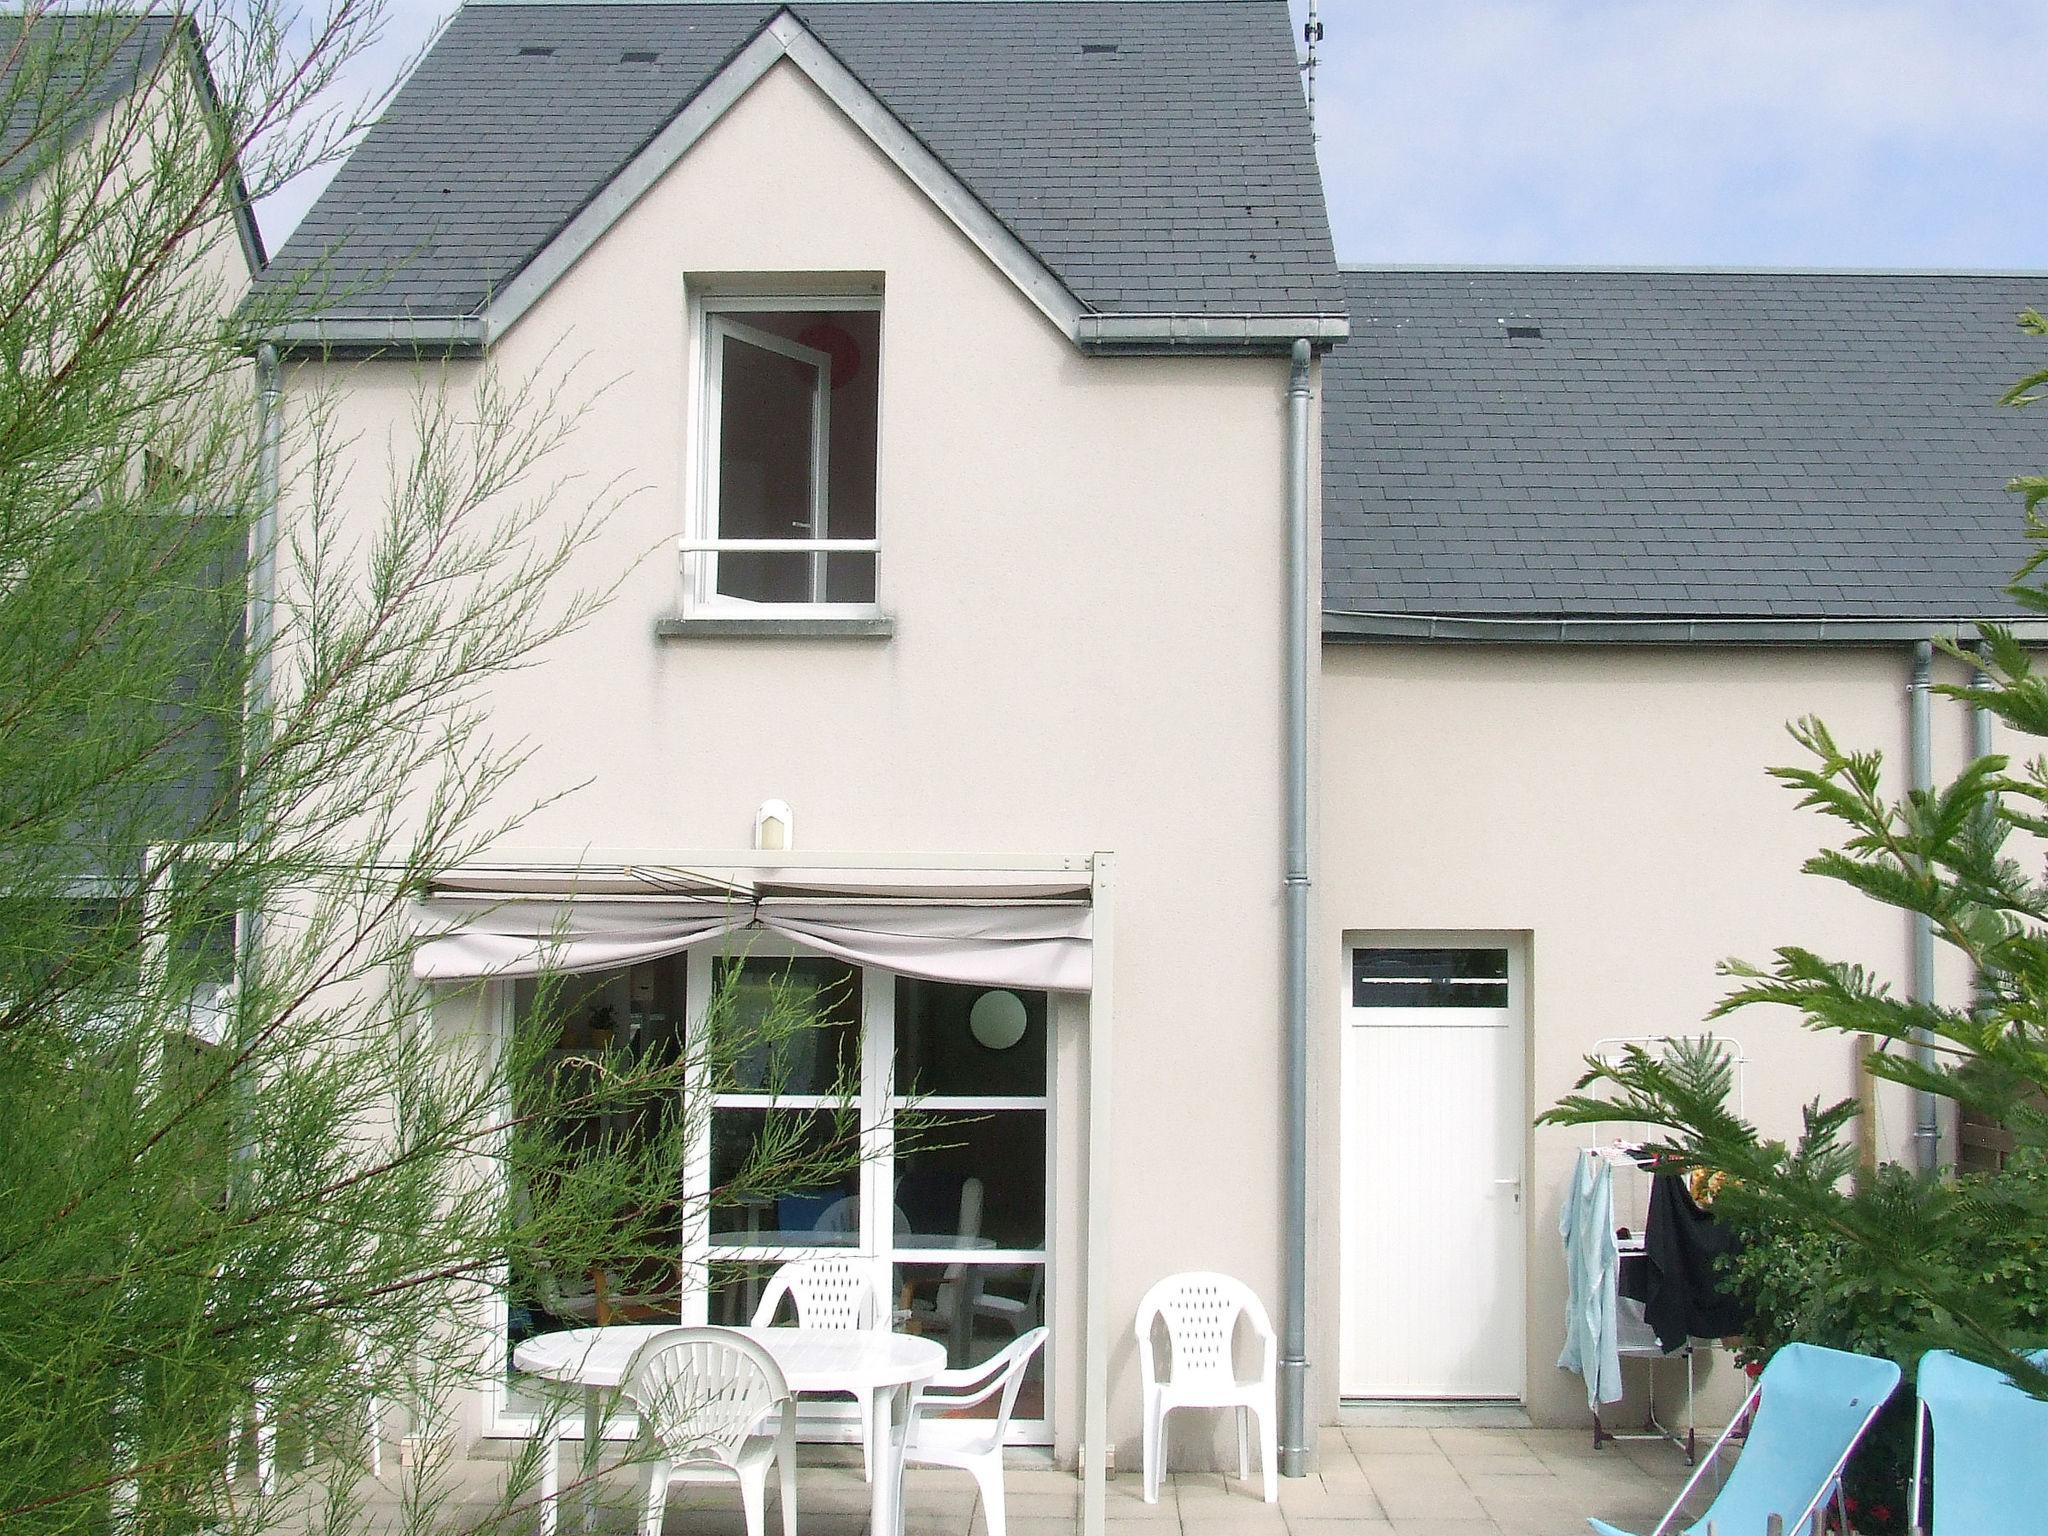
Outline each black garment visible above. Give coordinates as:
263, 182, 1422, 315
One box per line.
1641, 1173, 1748, 1351
1617, 1247, 1650, 1305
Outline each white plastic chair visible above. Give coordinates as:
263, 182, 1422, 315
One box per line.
902, 1328, 1048, 1536
620, 1327, 796, 1536
1134, 1272, 1278, 1504
249, 1336, 382, 1493
973, 1267, 1044, 1338
750, 1255, 885, 1480
906, 1176, 986, 1366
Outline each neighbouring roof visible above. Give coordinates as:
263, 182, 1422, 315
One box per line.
1324, 268, 2048, 636
258, 0, 1343, 347
1, 12, 265, 268
1, 13, 171, 180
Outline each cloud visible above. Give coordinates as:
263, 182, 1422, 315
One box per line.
1301, 0, 2048, 267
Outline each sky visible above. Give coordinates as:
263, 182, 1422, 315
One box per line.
259, 0, 2048, 271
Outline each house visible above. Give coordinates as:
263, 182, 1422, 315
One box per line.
1318, 267, 2045, 1424
256, 2, 1339, 1520
0, 7, 264, 987
250, 0, 2047, 1517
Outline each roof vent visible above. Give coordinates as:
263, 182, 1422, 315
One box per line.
1080, 42, 1120, 55
516, 46, 554, 57
1505, 323, 1543, 341
620, 49, 659, 64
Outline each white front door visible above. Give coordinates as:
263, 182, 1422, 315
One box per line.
1339, 937, 1527, 1399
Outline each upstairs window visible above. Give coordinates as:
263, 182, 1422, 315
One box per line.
687, 297, 880, 612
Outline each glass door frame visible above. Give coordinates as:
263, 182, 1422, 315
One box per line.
487, 938, 1056, 1445
682, 937, 1052, 1445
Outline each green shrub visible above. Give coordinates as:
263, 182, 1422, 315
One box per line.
1714, 1154, 2048, 1534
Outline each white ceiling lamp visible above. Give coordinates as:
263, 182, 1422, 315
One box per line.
969, 989, 1028, 1051
754, 799, 794, 852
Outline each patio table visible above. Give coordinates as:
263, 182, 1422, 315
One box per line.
513, 1323, 945, 1536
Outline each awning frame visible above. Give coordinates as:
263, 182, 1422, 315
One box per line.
421, 847, 1114, 1535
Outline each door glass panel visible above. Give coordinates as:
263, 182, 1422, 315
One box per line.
713, 955, 860, 1093
708, 1108, 862, 1245
506, 955, 689, 1413
893, 1110, 1046, 1251
708, 1259, 788, 1328
895, 979, 1048, 1097
717, 329, 819, 603
895, 1260, 1046, 1384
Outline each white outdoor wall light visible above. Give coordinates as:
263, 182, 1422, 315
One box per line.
753, 799, 794, 852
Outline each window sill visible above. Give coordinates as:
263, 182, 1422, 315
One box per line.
655, 613, 895, 641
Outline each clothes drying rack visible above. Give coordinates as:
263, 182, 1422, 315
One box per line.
1584, 1035, 1747, 1467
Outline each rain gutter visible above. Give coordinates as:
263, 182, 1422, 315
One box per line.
1324, 613, 2048, 645
1076, 313, 1349, 352
265, 310, 1350, 360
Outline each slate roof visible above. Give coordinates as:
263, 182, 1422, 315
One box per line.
2, 14, 175, 195
1323, 268, 2048, 625
1, 13, 264, 265
259, 0, 1342, 323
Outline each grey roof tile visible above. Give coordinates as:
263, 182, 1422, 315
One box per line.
2, 14, 177, 198
1324, 268, 2048, 621
259, 0, 1341, 321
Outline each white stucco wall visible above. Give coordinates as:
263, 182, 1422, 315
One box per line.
279, 60, 1303, 1467
1314, 641, 1990, 1430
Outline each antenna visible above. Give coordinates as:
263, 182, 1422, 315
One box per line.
1302, 2, 1324, 138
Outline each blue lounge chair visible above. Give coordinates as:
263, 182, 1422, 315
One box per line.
1588, 1342, 1900, 1536
1908, 1349, 2048, 1536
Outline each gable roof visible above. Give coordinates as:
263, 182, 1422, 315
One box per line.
1, 12, 265, 271
258, 0, 1344, 353
1323, 267, 2048, 640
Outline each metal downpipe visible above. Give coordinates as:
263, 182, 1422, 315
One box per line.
1971, 647, 1995, 1012
1280, 337, 1312, 1476
244, 344, 283, 958
1909, 641, 1939, 1171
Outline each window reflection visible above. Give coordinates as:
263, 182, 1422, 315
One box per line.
895, 979, 1048, 1097
714, 955, 860, 1094
894, 1112, 1046, 1250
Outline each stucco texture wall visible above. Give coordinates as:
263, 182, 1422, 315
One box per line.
1314, 642, 1991, 1431
278, 60, 1299, 1465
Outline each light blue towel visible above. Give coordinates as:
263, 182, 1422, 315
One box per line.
1558, 1150, 1622, 1410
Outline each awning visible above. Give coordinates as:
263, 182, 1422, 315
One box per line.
411, 862, 1094, 992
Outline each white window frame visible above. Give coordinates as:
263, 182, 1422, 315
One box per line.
683, 293, 884, 618
1346, 941, 1514, 1028
491, 939, 1053, 1447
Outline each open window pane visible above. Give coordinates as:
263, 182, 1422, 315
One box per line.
715, 326, 822, 604
706, 307, 879, 606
